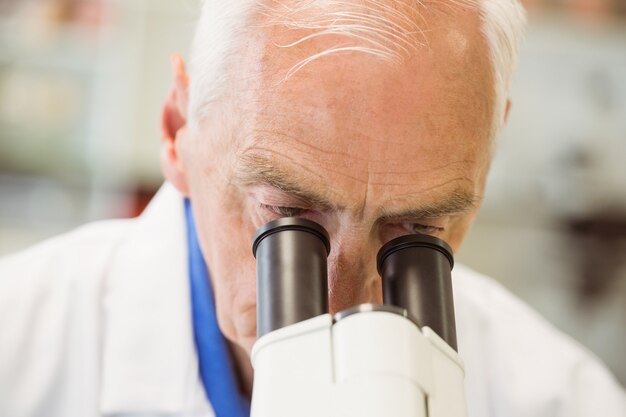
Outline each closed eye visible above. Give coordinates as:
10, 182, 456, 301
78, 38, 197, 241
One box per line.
260, 204, 309, 218
404, 223, 445, 235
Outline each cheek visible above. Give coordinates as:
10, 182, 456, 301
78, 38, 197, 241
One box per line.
188, 182, 260, 344
202, 210, 259, 344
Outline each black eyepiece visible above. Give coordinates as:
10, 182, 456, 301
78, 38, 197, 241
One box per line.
377, 234, 458, 351
253, 217, 330, 257
253, 218, 330, 338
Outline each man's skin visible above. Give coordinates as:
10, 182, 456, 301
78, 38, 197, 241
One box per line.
161, 4, 506, 398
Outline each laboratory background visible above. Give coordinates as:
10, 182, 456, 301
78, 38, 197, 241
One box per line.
0, 0, 625, 386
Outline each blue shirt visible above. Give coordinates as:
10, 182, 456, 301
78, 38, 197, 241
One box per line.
185, 199, 251, 417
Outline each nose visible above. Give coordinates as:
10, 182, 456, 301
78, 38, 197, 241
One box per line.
327, 233, 383, 315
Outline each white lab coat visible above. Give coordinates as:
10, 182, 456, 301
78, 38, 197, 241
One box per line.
1, 183, 624, 417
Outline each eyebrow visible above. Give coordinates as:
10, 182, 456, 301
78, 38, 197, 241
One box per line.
234, 153, 337, 209
235, 153, 480, 219
378, 189, 480, 221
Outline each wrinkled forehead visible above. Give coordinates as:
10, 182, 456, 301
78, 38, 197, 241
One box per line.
226, 0, 495, 143
230, 0, 492, 105
209, 1, 496, 206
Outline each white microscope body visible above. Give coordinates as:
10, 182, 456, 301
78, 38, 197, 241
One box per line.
250, 218, 467, 417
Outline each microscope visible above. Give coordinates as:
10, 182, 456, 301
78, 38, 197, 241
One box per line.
250, 218, 467, 417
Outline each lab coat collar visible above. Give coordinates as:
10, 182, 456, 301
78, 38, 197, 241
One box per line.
100, 183, 213, 416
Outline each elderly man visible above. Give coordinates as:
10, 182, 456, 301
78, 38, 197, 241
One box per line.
1, 0, 625, 416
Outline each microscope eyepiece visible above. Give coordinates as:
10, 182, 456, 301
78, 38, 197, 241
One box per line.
377, 234, 454, 275
253, 217, 330, 338
253, 217, 330, 257
377, 234, 458, 351
253, 219, 459, 350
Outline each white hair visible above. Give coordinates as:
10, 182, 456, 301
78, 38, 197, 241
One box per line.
188, 0, 526, 135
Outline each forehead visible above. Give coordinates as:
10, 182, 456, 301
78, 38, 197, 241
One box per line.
223, 3, 494, 208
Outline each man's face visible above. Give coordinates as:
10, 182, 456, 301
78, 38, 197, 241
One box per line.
177, 9, 495, 354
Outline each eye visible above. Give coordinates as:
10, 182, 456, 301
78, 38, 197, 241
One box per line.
260, 204, 308, 218
404, 223, 445, 236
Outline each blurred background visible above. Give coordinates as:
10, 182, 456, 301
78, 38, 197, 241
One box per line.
0, 0, 624, 385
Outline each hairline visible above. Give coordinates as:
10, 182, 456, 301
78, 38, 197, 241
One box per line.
188, 0, 526, 137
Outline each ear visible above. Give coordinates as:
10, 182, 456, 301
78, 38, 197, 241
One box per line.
503, 99, 512, 125
161, 53, 191, 196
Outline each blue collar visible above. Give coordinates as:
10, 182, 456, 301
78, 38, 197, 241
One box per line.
185, 199, 251, 417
